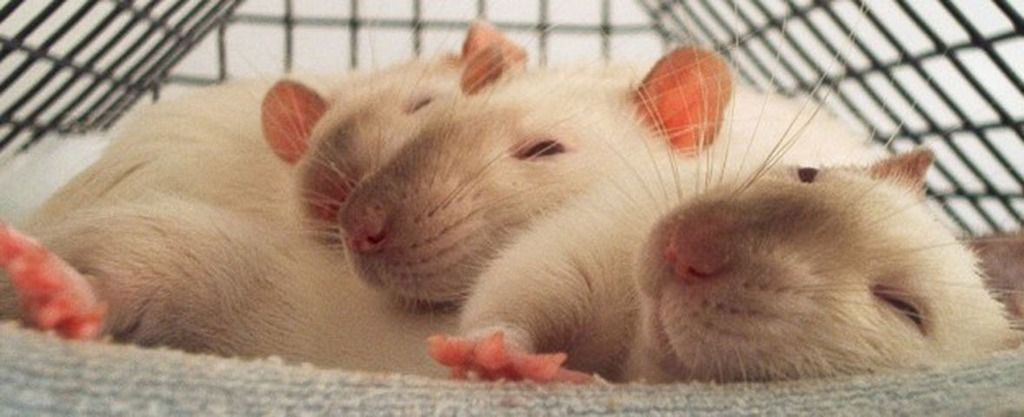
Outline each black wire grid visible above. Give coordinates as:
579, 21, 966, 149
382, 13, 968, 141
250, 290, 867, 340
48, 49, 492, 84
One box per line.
0, 0, 663, 159
640, 0, 1024, 235
2, 0, 1023, 235
165, 0, 663, 86
0, 0, 243, 162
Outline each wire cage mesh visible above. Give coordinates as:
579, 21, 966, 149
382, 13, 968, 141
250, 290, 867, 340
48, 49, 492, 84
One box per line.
0, 0, 243, 161
641, 0, 1024, 236
162, 0, 666, 88
1, 0, 1023, 236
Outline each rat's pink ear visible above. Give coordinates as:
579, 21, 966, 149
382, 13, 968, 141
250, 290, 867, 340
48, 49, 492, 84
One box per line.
262, 80, 328, 164
462, 20, 527, 66
460, 44, 516, 95
459, 21, 527, 95
869, 147, 934, 192
633, 48, 733, 153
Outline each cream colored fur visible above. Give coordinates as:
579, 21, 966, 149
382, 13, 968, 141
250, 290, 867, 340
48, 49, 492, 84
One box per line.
453, 85, 1018, 382
2, 58, 464, 376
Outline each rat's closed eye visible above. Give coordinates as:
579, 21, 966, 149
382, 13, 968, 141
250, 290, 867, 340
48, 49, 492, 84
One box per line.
797, 167, 818, 183
872, 285, 926, 334
405, 96, 434, 114
515, 139, 566, 160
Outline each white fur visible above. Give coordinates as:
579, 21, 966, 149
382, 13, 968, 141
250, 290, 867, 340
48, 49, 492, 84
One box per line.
5, 58, 464, 376
454, 84, 1016, 382
333, 63, 656, 302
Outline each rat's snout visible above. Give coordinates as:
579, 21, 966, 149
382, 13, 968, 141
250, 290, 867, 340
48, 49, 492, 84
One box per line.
662, 210, 738, 284
342, 200, 389, 253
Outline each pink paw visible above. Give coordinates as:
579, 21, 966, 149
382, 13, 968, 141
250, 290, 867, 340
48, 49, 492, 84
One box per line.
428, 331, 592, 383
0, 223, 105, 340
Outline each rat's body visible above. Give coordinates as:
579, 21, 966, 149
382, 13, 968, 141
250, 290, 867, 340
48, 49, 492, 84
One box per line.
431, 91, 1020, 382
16, 197, 454, 375
0, 57, 463, 374
0, 27, 494, 374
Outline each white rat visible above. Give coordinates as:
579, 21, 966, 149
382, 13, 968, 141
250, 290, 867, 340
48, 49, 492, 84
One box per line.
0, 23, 524, 376
970, 232, 1024, 325
430, 146, 1021, 383
625, 149, 1020, 382
283, 48, 749, 306
427, 54, 1020, 381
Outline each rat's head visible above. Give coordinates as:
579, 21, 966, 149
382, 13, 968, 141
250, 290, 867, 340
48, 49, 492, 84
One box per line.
257, 21, 527, 223
336, 48, 734, 304
970, 233, 1024, 326
635, 148, 1020, 382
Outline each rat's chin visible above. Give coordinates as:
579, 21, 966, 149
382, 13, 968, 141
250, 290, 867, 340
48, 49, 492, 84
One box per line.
649, 291, 790, 382
350, 248, 489, 304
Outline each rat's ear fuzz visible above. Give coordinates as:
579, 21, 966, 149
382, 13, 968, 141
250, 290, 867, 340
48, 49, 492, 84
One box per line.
869, 147, 934, 193
462, 20, 527, 66
634, 47, 733, 154
460, 21, 527, 95
262, 80, 328, 164
461, 44, 516, 95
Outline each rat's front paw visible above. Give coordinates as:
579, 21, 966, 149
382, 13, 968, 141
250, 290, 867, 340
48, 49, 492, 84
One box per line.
0, 223, 105, 340
428, 331, 592, 383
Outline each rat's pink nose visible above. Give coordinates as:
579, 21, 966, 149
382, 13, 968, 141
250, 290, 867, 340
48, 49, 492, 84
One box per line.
663, 216, 734, 284
344, 202, 388, 253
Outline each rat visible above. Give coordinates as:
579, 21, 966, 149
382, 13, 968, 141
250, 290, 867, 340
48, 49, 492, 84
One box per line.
0, 23, 527, 376
430, 147, 1021, 383
281, 47, 749, 306
969, 232, 1024, 326
426, 53, 1021, 382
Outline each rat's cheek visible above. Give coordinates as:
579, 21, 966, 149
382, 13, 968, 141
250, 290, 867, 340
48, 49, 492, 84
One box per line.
301, 172, 356, 223
308, 198, 344, 222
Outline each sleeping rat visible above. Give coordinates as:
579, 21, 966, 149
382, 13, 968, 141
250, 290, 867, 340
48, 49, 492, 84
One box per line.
426, 51, 1019, 381
0, 23, 523, 375
970, 232, 1024, 326
430, 146, 1021, 383
281, 47, 750, 306
626, 149, 1021, 382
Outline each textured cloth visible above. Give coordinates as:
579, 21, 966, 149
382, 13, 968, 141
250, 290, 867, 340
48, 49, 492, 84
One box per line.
1, 324, 1022, 416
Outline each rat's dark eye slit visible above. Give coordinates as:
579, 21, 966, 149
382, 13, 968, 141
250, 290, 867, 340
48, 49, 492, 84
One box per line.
797, 167, 818, 183
405, 96, 433, 114
872, 285, 926, 334
516, 140, 566, 160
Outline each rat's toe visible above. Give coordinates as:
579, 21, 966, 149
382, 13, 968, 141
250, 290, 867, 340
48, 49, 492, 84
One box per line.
473, 332, 512, 371
1, 223, 105, 340
512, 352, 568, 381
428, 334, 475, 367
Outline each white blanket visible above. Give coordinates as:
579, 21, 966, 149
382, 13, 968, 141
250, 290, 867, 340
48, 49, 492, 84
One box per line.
0, 323, 1021, 416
